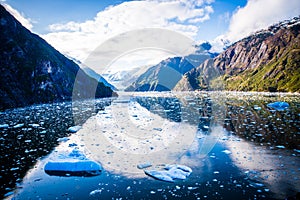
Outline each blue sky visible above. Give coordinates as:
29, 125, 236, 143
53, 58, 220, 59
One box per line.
3, 0, 247, 39
1, 0, 299, 73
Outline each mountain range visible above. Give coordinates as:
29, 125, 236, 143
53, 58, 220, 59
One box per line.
0, 5, 113, 110
174, 17, 300, 92
125, 43, 216, 91
124, 17, 299, 93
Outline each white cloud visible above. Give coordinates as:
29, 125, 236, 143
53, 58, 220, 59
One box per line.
225, 0, 300, 42
42, 0, 214, 63
2, 3, 33, 30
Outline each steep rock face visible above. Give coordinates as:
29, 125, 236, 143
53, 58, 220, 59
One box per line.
126, 45, 214, 91
175, 17, 300, 92
0, 5, 113, 110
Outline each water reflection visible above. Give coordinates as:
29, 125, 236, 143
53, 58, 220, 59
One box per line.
4, 92, 300, 199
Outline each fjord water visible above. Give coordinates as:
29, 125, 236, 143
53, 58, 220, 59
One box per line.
1, 92, 299, 199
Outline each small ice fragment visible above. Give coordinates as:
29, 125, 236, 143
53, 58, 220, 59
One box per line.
0, 124, 9, 128
254, 105, 261, 110
137, 162, 152, 169
68, 126, 82, 133
4, 191, 14, 197
57, 137, 70, 142
213, 171, 219, 174
267, 102, 289, 111
89, 189, 102, 196
68, 143, 78, 147
220, 136, 228, 140
30, 124, 40, 128
68, 149, 86, 160
294, 149, 300, 153
275, 145, 285, 149
250, 182, 264, 188
187, 187, 198, 190
126, 186, 131, 190
24, 140, 31, 143
175, 186, 181, 190
150, 191, 156, 194
13, 124, 24, 128
222, 150, 232, 154
203, 125, 209, 129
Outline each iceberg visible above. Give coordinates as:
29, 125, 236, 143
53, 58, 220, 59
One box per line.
144, 164, 192, 182
44, 149, 102, 177
267, 102, 289, 111
44, 160, 102, 176
67, 125, 82, 133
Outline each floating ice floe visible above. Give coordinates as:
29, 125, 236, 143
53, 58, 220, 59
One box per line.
137, 162, 152, 169
267, 102, 289, 111
0, 124, 9, 128
44, 149, 102, 177
253, 105, 261, 110
144, 164, 192, 182
67, 125, 82, 133
57, 137, 70, 142
89, 189, 102, 196
222, 150, 232, 154
13, 123, 24, 128
29, 123, 40, 128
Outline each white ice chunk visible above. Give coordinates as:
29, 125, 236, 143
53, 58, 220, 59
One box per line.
29, 124, 40, 128
0, 124, 9, 128
165, 164, 192, 173
89, 189, 102, 196
68, 126, 82, 133
144, 170, 174, 182
137, 162, 152, 169
222, 150, 232, 154
13, 124, 24, 128
144, 164, 192, 182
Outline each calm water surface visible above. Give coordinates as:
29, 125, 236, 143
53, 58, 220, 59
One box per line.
1, 92, 299, 199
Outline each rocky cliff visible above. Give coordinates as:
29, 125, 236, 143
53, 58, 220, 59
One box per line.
0, 5, 113, 110
175, 17, 300, 92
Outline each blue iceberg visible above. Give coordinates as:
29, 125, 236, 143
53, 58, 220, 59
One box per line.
45, 160, 102, 177
67, 125, 82, 133
267, 101, 289, 111
44, 149, 102, 177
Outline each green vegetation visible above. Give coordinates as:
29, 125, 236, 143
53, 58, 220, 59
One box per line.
223, 49, 300, 92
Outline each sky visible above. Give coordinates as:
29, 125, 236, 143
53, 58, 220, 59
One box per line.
1, 0, 300, 74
